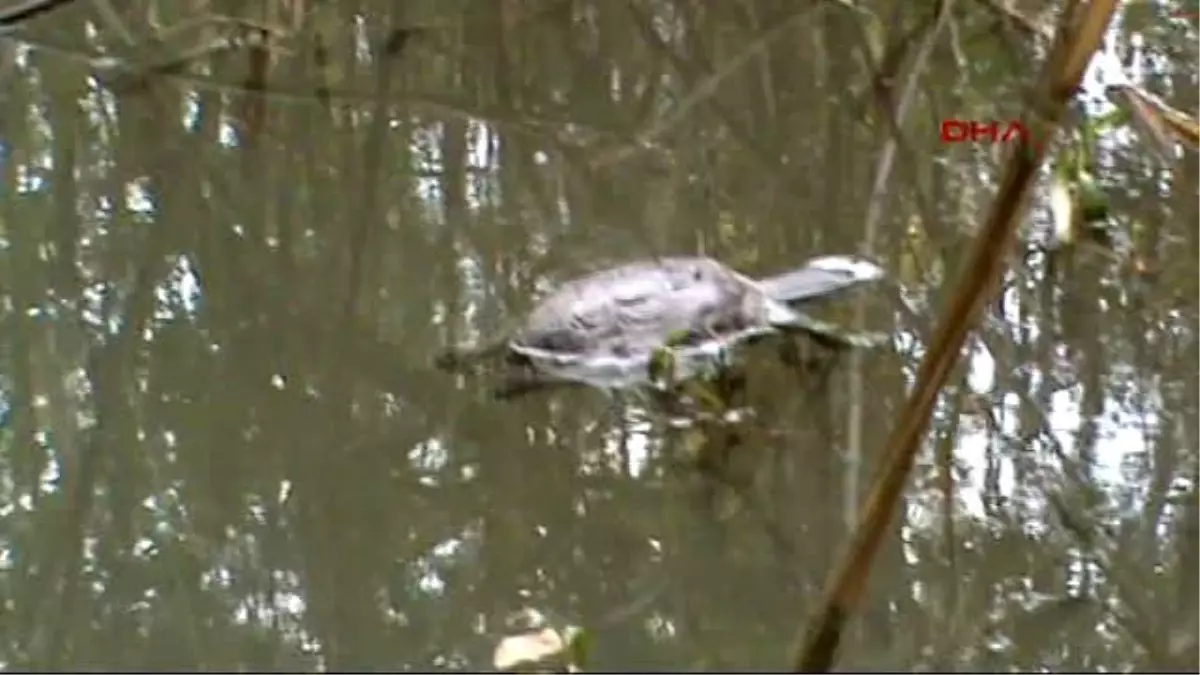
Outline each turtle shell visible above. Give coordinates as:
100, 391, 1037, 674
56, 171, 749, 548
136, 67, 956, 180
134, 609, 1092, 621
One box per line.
505, 258, 785, 389
434, 254, 888, 398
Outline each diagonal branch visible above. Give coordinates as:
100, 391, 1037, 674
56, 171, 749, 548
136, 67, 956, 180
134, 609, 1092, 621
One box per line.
788, 1, 1122, 671
845, 0, 955, 542
0, 0, 78, 30
594, 0, 823, 168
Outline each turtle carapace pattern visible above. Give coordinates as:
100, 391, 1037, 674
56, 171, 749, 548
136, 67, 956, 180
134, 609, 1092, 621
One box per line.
435, 255, 888, 398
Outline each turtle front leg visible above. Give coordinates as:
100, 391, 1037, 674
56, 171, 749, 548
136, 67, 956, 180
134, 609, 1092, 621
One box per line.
781, 311, 889, 351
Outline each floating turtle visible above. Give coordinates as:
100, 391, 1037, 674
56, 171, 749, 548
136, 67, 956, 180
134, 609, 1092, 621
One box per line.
435, 255, 888, 399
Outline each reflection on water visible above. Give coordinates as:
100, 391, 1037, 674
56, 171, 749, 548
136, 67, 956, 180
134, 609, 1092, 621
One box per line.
0, 2, 1195, 672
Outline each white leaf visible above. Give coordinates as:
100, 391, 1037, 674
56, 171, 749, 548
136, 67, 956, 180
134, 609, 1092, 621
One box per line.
493, 626, 580, 672
1048, 179, 1074, 246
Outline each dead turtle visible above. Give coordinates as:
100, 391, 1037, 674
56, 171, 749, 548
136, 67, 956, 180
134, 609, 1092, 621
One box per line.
435, 255, 888, 399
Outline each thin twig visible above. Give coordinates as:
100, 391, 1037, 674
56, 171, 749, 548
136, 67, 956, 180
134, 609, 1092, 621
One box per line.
976, 0, 1054, 40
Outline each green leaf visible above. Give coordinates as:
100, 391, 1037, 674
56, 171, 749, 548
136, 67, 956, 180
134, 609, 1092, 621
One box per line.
566, 627, 591, 669
1075, 172, 1109, 223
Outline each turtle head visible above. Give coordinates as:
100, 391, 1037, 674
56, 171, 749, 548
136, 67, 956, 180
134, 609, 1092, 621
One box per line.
805, 255, 886, 282
759, 255, 886, 304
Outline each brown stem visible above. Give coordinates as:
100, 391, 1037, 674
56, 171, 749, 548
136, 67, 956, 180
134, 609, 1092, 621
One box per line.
788, 2, 1120, 671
